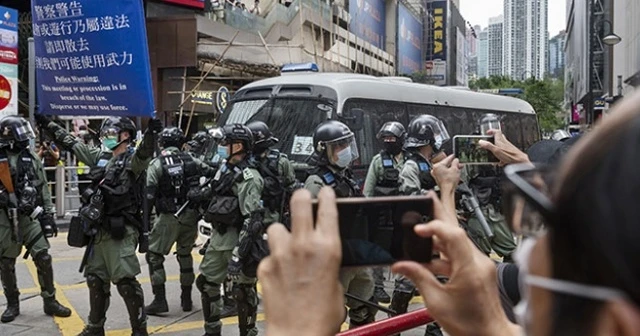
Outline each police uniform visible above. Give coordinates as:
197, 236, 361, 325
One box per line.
145, 146, 215, 314
41, 118, 156, 335
305, 166, 377, 327
0, 144, 71, 322
252, 149, 296, 225
197, 161, 264, 336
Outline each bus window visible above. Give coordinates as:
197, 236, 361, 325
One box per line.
220, 98, 334, 162
342, 99, 408, 165
407, 104, 477, 138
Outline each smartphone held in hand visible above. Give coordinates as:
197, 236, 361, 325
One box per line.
312, 196, 433, 267
453, 135, 499, 165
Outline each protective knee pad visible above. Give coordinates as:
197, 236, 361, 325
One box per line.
116, 278, 141, 300
0, 257, 16, 272
34, 251, 52, 269
196, 274, 207, 293
176, 253, 194, 274
86, 274, 105, 290
146, 252, 164, 269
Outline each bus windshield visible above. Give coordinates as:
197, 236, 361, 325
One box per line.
219, 97, 335, 162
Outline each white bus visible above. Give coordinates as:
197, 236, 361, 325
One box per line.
218, 70, 540, 179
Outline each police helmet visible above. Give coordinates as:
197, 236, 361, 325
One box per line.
377, 121, 406, 140
0, 116, 35, 145
221, 124, 254, 151
479, 113, 502, 135
312, 120, 359, 166
208, 127, 224, 141
551, 129, 571, 142
405, 115, 450, 151
187, 131, 212, 153
246, 121, 278, 151
100, 117, 136, 140
159, 127, 186, 148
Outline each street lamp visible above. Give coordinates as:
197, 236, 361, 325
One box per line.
600, 20, 622, 46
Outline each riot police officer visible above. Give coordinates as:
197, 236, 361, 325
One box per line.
0, 116, 71, 323
246, 121, 297, 224
37, 115, 162, 336
186, 131, 213, 160
394, 114, 450, 336
144, 127, 216, 315
195, 124, 265, 336
363, 121, 407, 304
551, 129, 572, 142
464, 114, 517, 261
304, 120, 376, 328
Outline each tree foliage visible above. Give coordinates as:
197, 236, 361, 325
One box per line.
469, 76, 565, 133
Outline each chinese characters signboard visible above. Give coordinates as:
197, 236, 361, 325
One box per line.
397, 4, 423, 75
349, 0, 386, 49
31, 0, 155, 117
0, 6, 18, 117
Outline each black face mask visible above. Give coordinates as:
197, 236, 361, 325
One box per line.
384, 141, 403, 156
9, 140, 30, 152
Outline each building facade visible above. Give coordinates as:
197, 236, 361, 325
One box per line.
487, 15, 503, 77
613, 0, 640, 94
425, 0, 468, 86
477, 29, 489, 78
548, 30, 566, 79
503, 0, 548, 79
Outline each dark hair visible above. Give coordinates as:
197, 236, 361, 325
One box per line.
550, 117, 640, 334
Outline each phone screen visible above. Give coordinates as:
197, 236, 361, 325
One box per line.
312, 196, 433, 267
453, 135, 499, 164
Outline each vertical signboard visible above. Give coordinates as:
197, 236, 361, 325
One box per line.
349, 0, 386, 49
31, 0, 156, 117
426, 0, 447, 61
397, 4, 423, 75
0, 6, 19, 117
456, 28, 466, 86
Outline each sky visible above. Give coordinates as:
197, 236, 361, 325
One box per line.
459, 0, 567, 37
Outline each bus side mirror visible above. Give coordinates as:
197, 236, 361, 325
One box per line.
343, 108, 364, 131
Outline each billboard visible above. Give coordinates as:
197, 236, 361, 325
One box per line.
397, 4, 423, 75
426, 0, 447, 61
32, 0, 156, 117
349, 0, 386, 49
0, 6, 19, 117
425, 60, 446, 86
162, 0, 205, 9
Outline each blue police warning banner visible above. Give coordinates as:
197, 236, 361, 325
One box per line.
31, 0, 155, 117
397, 4, 423, 75
426, 0, 447, 61
349, 0, 386, 49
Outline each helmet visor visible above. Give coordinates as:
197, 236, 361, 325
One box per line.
100, 127, 120, 139
326, 134, 359, 166
480, 120, 502, 135
14, 123, 35, 141
432, 119, 450, 150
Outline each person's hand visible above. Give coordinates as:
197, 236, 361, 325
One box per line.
148, 118, 163, 133
392, 191, 519, 336
479, 130, 530, 166
227, 255, 243, 281
35, 114, 52, 128
431, 155, 461, 191
258, 187, 345, 336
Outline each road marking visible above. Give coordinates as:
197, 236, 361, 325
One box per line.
24, 259, 86, 336
105, 313, 267, 335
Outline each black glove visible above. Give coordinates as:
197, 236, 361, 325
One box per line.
148, 118, 163, 133
35, 114, 53, 128
0, 189, 8, 208
227, 255, 243, 281
39, 213, 58, 238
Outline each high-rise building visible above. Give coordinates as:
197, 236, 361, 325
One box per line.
548, 30, 566, 78
487, 15, 503, 76
477, 30, 489, 78
503, 0, 548, 79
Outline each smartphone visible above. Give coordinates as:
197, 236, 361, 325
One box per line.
311, 196, 433, 267
453, 135, 499, 164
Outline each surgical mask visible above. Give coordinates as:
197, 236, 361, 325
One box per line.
101, 137, 119, 150
217, 146, 230, 160
334, 147, 352, 168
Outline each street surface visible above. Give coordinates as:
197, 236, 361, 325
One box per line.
0, 228, 430, 336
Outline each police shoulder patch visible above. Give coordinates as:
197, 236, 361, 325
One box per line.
243, 168, 254, 180
96, 159, 109, 167
322, 172, 335, 184
382, 159, 394, 167
418, 162, 430, 172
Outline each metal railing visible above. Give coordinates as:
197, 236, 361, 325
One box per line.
44, 166, 88, 218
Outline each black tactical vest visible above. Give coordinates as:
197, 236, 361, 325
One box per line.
311, 166, 361, 198
203, 161, 247, 227
4, 150, 46, 208
99, 148, 142, 217
254, 149, 284, 211
408, 152, 437, 191
373, 151, 401, 196
469, 166, 502, 207
156, 150, 198, 213
87, 151, 113, 184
